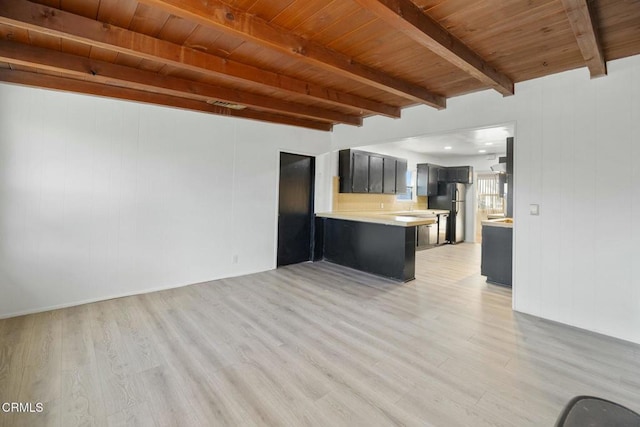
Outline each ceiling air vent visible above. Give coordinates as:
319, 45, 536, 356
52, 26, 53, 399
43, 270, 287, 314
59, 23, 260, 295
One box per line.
206, 100, 246, 110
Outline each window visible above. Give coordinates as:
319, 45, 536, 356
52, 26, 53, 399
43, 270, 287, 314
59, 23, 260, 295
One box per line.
396, 169, 413, 200
476, 173, 504, 214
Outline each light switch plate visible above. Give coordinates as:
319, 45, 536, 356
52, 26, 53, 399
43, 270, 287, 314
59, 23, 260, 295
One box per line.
529, 204, 540, 215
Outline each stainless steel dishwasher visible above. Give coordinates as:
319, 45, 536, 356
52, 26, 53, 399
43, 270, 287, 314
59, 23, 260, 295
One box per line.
416, 223, 437, 249
437, 213, 448, 244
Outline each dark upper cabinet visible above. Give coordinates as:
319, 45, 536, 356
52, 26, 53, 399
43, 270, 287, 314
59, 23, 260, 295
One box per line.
339, 149, 408, 194
368, 155, 384, 193
395, 159, 407, 194
437, 167, 449, 182
383, 157, 397, 194
417, 163, 473, 193
417, 163, 444, 196
416, 164, 428, 196
429, 165, 443, 194
351, 151, 370, 192
448, 166, 474, 184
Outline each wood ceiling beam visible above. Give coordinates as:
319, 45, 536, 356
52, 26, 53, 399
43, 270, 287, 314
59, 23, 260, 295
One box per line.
137, 0, 446, 109
560, 0, 607, 78
0, 0, 399, 119
0, 40, 360, 125
0, 68, 332, 131
351, 0, 514, 96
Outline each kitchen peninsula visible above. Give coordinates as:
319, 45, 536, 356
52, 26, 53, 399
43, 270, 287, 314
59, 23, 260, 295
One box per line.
316, 210, 444, 282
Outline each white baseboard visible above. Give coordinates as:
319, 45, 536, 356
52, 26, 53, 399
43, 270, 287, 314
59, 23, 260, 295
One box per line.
0, 266, 274, 320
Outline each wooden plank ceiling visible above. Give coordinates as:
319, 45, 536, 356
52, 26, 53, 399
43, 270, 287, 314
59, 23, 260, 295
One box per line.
0, 0, 638, 131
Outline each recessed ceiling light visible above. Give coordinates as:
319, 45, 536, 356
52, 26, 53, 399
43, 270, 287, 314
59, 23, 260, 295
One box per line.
485, 142, 493, 146
479, 149, 487, 153
444, 146, 452, 150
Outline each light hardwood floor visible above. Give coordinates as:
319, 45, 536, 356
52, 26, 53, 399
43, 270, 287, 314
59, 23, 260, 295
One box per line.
1, 243, 639, 426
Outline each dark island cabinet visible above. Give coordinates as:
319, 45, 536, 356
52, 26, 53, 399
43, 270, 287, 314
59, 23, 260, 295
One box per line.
339, 149, 407, 194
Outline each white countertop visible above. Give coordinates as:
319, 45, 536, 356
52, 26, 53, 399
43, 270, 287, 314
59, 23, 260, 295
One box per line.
482, 218, 514, 228
316, 210, 444, 227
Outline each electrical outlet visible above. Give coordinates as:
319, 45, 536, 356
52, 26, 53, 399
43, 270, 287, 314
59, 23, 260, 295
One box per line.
380, 203, 384, 209
232, 255, 239, 264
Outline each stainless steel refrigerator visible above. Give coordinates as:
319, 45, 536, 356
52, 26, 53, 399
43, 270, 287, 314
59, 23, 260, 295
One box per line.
428, 182, 465, 243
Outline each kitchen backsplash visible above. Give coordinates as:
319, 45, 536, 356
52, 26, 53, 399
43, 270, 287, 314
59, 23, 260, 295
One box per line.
331, 177, 428, 212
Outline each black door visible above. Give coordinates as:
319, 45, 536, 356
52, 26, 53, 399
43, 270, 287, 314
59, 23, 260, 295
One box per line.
277, 152, 315, 267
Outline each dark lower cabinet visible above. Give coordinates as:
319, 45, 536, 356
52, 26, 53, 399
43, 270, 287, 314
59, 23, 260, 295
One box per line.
481, 225, 512, 286
322, 218, 416, 282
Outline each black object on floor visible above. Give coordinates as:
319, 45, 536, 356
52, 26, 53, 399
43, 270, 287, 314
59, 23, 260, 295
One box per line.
555, 396, 640, 426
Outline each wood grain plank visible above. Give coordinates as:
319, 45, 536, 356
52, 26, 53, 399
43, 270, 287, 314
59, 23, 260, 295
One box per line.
128, 3, 170, 37
0, 316, 36, 417
16, 311, 62, 427
60, 0, 100, 19
0, 0, 399, 117
156, 15, 197, 45
0, 40, 362, 124
106, 402, 156, 427
88, 301, 145, 417
0, 64, 334, 131
246, 0, 296, 23
96, 0, 138, 28
59, 305, 107, 427
353, 0, 514, 96
270, 0, 332, 30
560, 0, 606, 77
137, 0, 447, 108
1, 244, 639, 425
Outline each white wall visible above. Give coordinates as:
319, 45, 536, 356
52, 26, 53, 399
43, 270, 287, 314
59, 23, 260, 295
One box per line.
0, 84, 330, 318
332, 55, 640, 344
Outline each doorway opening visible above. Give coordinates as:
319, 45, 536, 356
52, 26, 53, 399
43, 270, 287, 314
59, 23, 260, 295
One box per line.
277, 152, 315, 267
